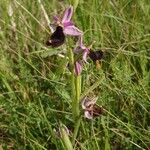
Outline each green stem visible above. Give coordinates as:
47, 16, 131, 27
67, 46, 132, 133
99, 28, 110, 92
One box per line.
72, 75, 81, 146
69, 0, 81, 120
68, 48, 81, 145
68, 47, 75, 106
72, 115, 81, 145
75, 75, 81, 117
68, 48, 79, 120
72, 74, 81, 120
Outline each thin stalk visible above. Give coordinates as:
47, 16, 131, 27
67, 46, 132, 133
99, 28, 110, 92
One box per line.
67, 48, 76, 119
68, 47, 81, 120
72, 74, 81, 119
72, 75, 81, 145
68, 48, 82, 145
75, 75, 81, 117
72, 116, 82, 145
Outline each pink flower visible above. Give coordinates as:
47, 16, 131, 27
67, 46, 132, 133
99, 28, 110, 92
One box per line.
81, 97, 104, 119
74, 36, 90, 62
46, 6, 83, 47
53, 6, 83, 36
73, 36, 90, 75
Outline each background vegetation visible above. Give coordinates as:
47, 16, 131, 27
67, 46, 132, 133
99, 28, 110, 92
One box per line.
0, 0, 150, 149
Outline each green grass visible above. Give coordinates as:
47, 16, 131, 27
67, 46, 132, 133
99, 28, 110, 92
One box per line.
0, 0, 150, 149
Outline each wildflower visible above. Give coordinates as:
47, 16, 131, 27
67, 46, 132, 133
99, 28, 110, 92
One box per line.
74, 36, 90, 62
89, 50, 104, 69
53, 6, 82, 36
89, 50, 104, 62
46, 6, 82, 47
81, 97, 104, 119
74, 36, 92, 75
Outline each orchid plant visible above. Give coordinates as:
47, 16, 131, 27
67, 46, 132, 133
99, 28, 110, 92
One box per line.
46, 5, 104, 147
53, 6, 83, 36
46, 4, 104, 118
46, 6, 83, 47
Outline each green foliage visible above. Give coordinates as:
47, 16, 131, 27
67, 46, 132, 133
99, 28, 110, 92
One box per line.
0, 0, 150, 149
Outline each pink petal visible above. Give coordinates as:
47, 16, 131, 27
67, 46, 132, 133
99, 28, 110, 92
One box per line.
62, 6, 73, 23
78, 36, 86, 49
64, 25, 83, 36
75, 61, 82, 76
63, 21, 74, 27
83, 48, 89, 62
81, 97, 97, 109
74, 36, 86, 54
84, 111, 93, 119
81, 97, 87, 109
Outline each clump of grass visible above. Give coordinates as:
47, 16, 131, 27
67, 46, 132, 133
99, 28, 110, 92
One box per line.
0, 0, 150, 149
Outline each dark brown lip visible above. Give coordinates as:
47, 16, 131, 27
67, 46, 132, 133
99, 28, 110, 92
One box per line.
46, 26, 65, 47
85, 105, 104, 118
89, 50, 104, 61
